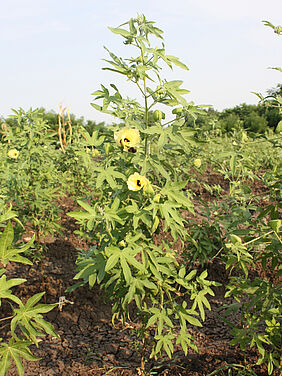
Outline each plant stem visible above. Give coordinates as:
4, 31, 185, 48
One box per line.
0, 315, 14, 322
244, 230, 273, 245
143, 77, 149, 156
136, 37, 149, 157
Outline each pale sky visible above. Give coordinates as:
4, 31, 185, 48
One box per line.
1, 0, 281, 123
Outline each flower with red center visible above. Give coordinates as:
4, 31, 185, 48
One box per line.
114, 128, 140, 152
127, 172, 149, 191
8, 149, 19, 159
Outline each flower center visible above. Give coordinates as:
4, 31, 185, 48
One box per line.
128, 147, 136, 153
136, 179, 141, 187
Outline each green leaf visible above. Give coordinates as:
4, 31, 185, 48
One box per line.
11, 293, 58, 345
0, 340, 40, 376
77, 200, 96, 214
269, 219, 281, 233
0, 222, 33, 266
185, 270, 197, 281
108, 27, 131, 38
166, 55, 189, 70
0, 222, 13, 252
151, 216, 159, 234
0, 275, 26, 306
105, 253, 120, 272
275, 120, 282, 133
120, 256, 132, 284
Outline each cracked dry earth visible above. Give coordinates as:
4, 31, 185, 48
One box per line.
1, 182, 279, 376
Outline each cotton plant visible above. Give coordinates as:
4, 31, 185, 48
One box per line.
68, 15, 217, 374
0, 210, 59, 376
0, 108, 64, 249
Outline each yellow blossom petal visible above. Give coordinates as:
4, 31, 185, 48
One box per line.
193, 158, 201, 168
8, 149, 19, 159
127, 172, 149, 191
114, 128, 140, 151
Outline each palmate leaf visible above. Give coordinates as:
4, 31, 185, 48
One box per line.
72, 251, 106, 288
175, 302, 202, 328
161, 181, 194, 211
146, 307, 173, 334
11, 292, 58, 346
176, 329, 198, 355
105, 245, 145, 283
159, 201, 184, 229
81, 130, 105, 147
0, 222, 34, 266
95, 166, 126, 190
154, 333, 175, 358
0, 340, 40, 376
0, 275, 26, 306
68, 200, 98, 231
162, 80, 189, 105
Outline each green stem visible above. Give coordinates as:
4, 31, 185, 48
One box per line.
143, 77, 149, 156
244, 230, 273, 246
162, 115, 186, 128
274, 230, 282, 244
135, 37, 150, 156
136, 82, 145, 97
0, 315, 14, 322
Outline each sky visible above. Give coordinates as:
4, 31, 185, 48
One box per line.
1, 0, 281, 124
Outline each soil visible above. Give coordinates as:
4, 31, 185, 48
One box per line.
1, 170, 280, 376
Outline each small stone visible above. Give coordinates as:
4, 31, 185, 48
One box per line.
104, 353, 115, 363
104, 342, 119, 354
118, 346, 133, 359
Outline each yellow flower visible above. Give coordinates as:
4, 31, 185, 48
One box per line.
114, 128, 140, 152
193, 158, 201, 168
127, 172, 149, 191
8, 149, 19, 159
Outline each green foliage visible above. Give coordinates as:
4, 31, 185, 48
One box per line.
243, 111, 268, 133
68, 15, 218, 372
0, 107, 109, 243
11, 292, 57, 345
183, 204, 224, 266
220, 207, 282, 375
0, 222, 33, 267
0, 340, 40, 376
0, 108, 63, 245
224, 278, 281, 375
252, 20, 282, 133
218, 114, 241, 133
186, 99, 281, 137
0, 209, 58, 376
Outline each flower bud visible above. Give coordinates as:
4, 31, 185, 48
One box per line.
104, 143, 111, 155
230, 234, 242, 244
153, 193, 161, 203
153, 110, 165, 122
118, 240, 126, 248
